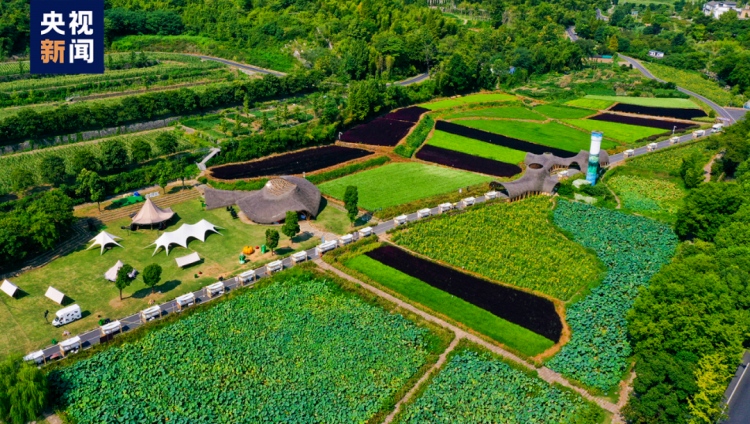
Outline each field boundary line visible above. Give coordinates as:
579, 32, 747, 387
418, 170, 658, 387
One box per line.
314, 260, 620, 416
382, 336, 460, 423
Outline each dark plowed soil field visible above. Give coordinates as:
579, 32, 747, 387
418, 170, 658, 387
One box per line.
210, 146, 373, 180
589, 113, 697, 130
384, 106, 430, 123
366, 245, 562, 342
340, 118, 415, 146
436, 120, 575, 157
610, 103, 707, 120
416, 145, 522, 177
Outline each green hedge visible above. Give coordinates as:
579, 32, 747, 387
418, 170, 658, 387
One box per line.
394, 114, 434, 158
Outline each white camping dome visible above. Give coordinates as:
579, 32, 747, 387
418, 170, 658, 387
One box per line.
87, 231, 123, 255
150, 219, 223, 255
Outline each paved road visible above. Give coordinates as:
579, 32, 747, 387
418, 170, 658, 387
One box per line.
392, 73, 430, 86
566, 26, 579, 42
619, 55, 742, 124
32, 195, 494, 363
596, 8, 609, 21
195, 55, 286, 77
723, 352, 750, 424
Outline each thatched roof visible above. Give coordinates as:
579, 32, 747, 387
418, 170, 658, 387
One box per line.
204, 176, 321, 224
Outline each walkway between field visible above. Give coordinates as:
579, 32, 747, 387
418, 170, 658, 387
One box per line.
314, 260, 623, 421
197, 147, 221, 171
705, 152, 723, 182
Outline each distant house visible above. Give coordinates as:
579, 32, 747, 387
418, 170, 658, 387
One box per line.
631, 10, 639, 16
744, 100, 750, 110
740, 6, 750, 19
648, 50, 665, 59
703, 1, 743, 19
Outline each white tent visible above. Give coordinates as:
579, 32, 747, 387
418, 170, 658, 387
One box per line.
0, 279, 18, 298
104, 260, 137, 282
45, 286, 65, 304
150, 220, 223, 255
87, 231, 123, 255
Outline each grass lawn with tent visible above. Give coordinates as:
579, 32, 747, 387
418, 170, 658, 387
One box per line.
0, 198, 319, 357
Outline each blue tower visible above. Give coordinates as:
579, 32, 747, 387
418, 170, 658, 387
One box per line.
586, 131, 603, 186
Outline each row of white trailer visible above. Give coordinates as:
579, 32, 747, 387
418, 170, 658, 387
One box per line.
26, 190, 502, 365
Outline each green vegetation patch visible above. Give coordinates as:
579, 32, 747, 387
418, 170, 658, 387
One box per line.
420, 93, 517, 110
49, 275, 437, 423
563, 119, 666, 143
626, 140, 713, 176
0, 198, 315, 357
318, 162, 491, 210
547, 200, 677, 392
345, 255, 553, 357
584, 95, 700, 109
534, 104, 595, 119
457, 119, 618, 152
608, 174, 685, 216
427, 130, 527, 164
400, 346, 605, 423
646, 63, 744, 107
444, 106, 544, 121
392, 198, 603, 301
564, 98, 615, 110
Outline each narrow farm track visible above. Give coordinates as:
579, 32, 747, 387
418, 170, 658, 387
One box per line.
383, 336, 460, 424
314, 261, 622, 420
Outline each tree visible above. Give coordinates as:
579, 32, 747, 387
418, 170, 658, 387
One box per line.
76, 168, 106, 211
0, 355, 47, 424
675, 183, 745, 241
607, 35, 619, 52
265, 229, 279, 255
688, 353, 731, 424
142, 264, 162, 294
100, 139, 129, 170
130, 139, 152, 163
344, 186, 359, 226
39, 155, 67, 186
10, 168, 35, 194
155, 131, 179, 156
114, 263, 134, 300
70, 149, 100, 175
156, 161, 172, 194
281, 211, 300, 242
680, 152, 705, 188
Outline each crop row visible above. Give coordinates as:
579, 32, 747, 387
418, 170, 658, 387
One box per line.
400, 347, 604, 423
391, 197, 603, 301
210, 145, 373, 180
435, 120, 574, 157
0, 130, 191, 191
0, 53, 212, 77
416, 144, 522, 177
546, 200, 677, 391
589, 113, 696, 131
340, 117, 415, 146
609, 103, 707, 120
367, 245, 562, 341
49, 276, 435, 423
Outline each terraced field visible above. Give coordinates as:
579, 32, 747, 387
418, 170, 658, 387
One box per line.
426, 130, 527, 164
563, 119, 666, 143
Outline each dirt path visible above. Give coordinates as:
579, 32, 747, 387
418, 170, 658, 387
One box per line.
704, 152, 722, 182
314, 260, 622, 420
383, 336, 460, 423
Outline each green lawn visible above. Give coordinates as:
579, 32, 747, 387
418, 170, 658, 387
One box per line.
444, 106, 544, 121
646, 63, 745, 107
427, 130, 527, 164
564, 98, 615, 110
584, 95, 700, 109
0, 198, 319, 357
563, 119, 666, 143
318, 162, 492, 210
345, 255, 554, 357
457, 119, 618, 152
420, 92, 517, 110
534, 104, 594, 119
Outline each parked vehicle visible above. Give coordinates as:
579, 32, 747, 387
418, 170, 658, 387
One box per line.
52, 304, 82, 327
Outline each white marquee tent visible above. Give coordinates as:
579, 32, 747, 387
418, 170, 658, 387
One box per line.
45, 286, 65, 304
87, 231, 123, 255
1, 279, 18, 298
150, 219, 223, 255
104, 260, 137, 282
